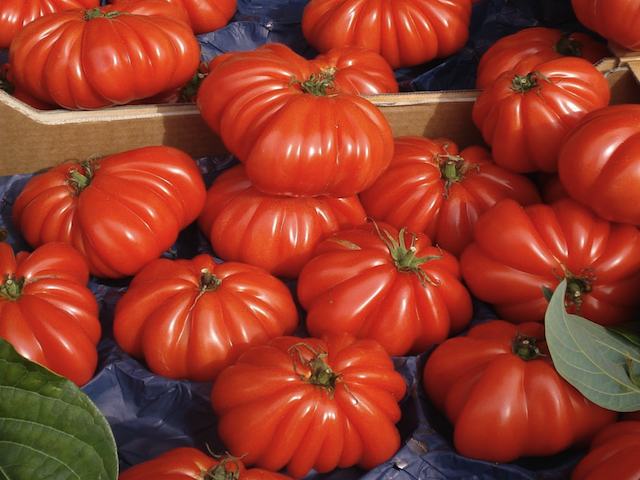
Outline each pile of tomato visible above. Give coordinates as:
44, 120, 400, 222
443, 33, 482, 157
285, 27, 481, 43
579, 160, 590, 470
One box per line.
1, 0, 640, 479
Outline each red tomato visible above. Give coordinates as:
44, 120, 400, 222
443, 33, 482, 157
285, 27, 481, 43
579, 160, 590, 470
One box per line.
0, 242, 100, 385
472, 57, 610, 173
359, 137, 541, 256
9, 0, 200, 109
113, 0, 236, 34
460, 198, 640, 325
114, 255, 298, 381
120, 447, 292, 480
536, 173, 569, 204
198, 165, 366, 278
297, 222, 473, 355
572, 422, 640, 480
558, 105, 640, 225
424, 320, 616, 462
1, 63, 56, 110
211, 334, 407, 478
301, 0, 472, 69
572, 0, 640, 51
197, 43, 394, 197
476, 27, 608, 89
0, 0, 99, 48
13, 146, 206, 279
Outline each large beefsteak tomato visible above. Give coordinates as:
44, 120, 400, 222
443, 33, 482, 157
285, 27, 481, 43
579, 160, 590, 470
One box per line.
571, 421, 640, 480
460, 198, 640, 325
114, 254, 298, 381
211, 334, 407, 478
359, 137, 541, 256
476, 27, 608, 89
297, 222, 473, 355
13, 146, 206, 278
197, 165, 366, 278
197, 43, 394, 197
0, 0, 99, 49
0, 241, 100, 386
120, 447, 292, 480
423, 320, 616, 462
558, 105, 640, 225
9, 0, 200, 109
301, 0, 472, 69
472, 57, 610, 173
572, 0, 640, 51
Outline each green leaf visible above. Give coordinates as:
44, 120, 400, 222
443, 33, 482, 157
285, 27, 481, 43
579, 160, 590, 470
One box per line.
0, 339, 118, 480
545, 280, 640, 412
608, 323, 640, 349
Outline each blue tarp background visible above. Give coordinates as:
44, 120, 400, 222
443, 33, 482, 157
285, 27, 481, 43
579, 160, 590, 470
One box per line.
0, 0, 609, 477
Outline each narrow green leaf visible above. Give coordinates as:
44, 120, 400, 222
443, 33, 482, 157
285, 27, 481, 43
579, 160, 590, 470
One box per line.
544, 280, 640, 412
0, 339, 118, 480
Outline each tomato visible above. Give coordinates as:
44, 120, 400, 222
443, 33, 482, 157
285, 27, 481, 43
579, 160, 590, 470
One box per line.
211, 334, 407, 478
297, 222, 473, 355
9, 0, 199, 109
476, 27, 608, 89
197, 43, 394, 197
423, 320, 616, 462
1, 63, 56, 110
558, 105, 640, 225
120, 447, 292, 480
472, 57, 610, 173
113, 0, 236, 34
0, 242, 100, 386
571, 421, 640, 480
359, 137, 541, 256
0, 0, 99, 49
301, 0, 472, 69
114, 255, 298, 381
197, 165, 366, 278
572, 0, 640, 51
537, 174, 569, 204
460, 198, 640, 325
13, 146, 206, 279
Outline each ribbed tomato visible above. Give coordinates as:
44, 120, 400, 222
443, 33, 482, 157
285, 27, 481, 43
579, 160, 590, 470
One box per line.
472, 57, 610, 173
297, 222, 473, 355
572, 421, 640, 480
113, 0, 236, 34
197, 43, 394, 197
13, 146, 206, 279
211, 334, 407, 478
197, 165, 366, 278
9, 0, 200, 109
120, 447, 292, 480
423, 320, 616, 462
0, 242, 100, 386
301, 0, 472, 69
572, 0, 640, 51
114, 255, 298, 381
0, 0, 99, 48
460, 198, 640, 325
558, 105, 640, 225
359, 137, 541, 256
476, 27, 608, 89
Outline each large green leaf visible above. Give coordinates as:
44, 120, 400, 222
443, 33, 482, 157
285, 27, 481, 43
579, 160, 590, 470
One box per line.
545, 280, 640, 412
0, 339, 118, 480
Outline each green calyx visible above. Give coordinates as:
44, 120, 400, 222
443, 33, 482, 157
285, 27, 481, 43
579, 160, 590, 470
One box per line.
199, 269, 222, 292
565, 274, 592, 311
289, 343, 340, 393
84, 8, 122, 21
0, 275, 26, 301
554, 34, 583, 57
512, 333, 544, 361
298, 67, 337, 96
511, 73, 538, 93
67, 160, 97, 195
203, 457, 241, 480
436, 153, 478, 197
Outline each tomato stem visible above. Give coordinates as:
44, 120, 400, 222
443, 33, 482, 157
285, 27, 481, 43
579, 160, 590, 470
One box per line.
67, 160, 97, 195
200, 269, 222, 292
298, 67, 336, 96
84, 8, 122, 21
288, 343, 341, 394
436, 153, 478, 197
511, 73, 538, 93
565, 274, 592, 311
0, 275, 25, 301
512, 333, 543, 361
554, 34, 583, 57
203, 455, 241, 480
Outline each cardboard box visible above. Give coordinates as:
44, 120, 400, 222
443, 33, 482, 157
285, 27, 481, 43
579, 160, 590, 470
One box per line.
1, 55, 639, 176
